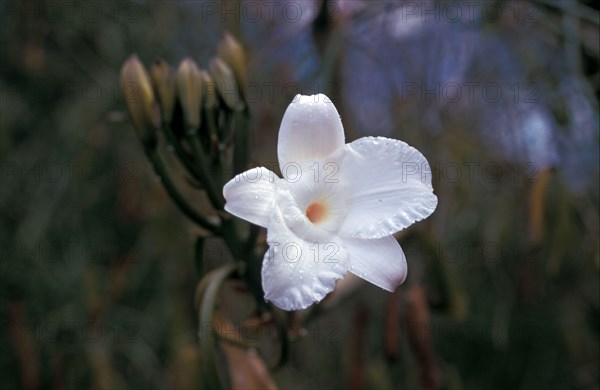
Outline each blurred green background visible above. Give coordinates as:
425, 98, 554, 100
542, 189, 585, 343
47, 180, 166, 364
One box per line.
1, 0, 598, 389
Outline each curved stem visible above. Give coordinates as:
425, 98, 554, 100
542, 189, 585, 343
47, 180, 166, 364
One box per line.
187, 131, 225, 210
536, 0, 599, 25
148, 150, 221, 234
206, 109, 225, 184
245, 224, 260, 251
220, 218, 266, 312
162, 122, 204, 182
233, 108, 250, 174
194, 237, 206, 279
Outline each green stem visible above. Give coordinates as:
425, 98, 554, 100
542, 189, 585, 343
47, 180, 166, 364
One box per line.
222, 110, 235, 146
194, 237, 205, 280
233, 109, 250, 174
206, 109, 225, 185
535, 0, 599, 25
246, 225, 260, 249
220, 219, 266, 312
187, 131, 225, 210
147, 150, 221, 234
162, 122, 204, 182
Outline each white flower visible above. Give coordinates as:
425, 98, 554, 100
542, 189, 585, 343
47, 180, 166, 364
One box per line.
223, 94, 437, 311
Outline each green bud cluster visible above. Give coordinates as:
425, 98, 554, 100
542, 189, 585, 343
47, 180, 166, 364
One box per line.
118, 32, 250, 231
119, 32, 248, 150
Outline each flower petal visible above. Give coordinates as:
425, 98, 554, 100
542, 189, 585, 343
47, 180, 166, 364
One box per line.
276, 165, 349, 241
262, 208, 348, 311
338, 137, 437, 239
223, 167, 279, 227
344, 235, 407, 291
277, 94, 345, 175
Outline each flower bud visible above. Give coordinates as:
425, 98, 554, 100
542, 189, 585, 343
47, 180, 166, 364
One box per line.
198, 70, 218, 110
176, 58, 203, 130
120, 54, 158, 148
217, 32, 247, 92
150, 59, 175, 124
209, 57, 243, 111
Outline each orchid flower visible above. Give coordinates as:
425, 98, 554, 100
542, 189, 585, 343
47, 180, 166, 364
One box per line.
223, 94, 437, 311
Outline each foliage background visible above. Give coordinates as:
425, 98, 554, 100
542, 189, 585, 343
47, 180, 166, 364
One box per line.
1, 0, 598, 389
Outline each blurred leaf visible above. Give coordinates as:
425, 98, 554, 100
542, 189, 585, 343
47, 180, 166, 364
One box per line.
215, 313, 277, 390
196, 263, 242, 389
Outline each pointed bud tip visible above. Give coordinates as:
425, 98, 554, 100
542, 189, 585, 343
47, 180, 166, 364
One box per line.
176, 58, 203, 130
150, 58, 175, 123
198, 70, 218, 109
209, 57, 243, 111
120, 55, 158, 148
217, 32, 247, 97
218, 32, 243, 54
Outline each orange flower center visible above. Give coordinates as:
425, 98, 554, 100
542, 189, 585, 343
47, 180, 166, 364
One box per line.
305, 202, 327, 224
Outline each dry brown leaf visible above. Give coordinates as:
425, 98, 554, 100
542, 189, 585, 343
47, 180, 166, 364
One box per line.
220, 343, 277, 390
214, 313, 278, 390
